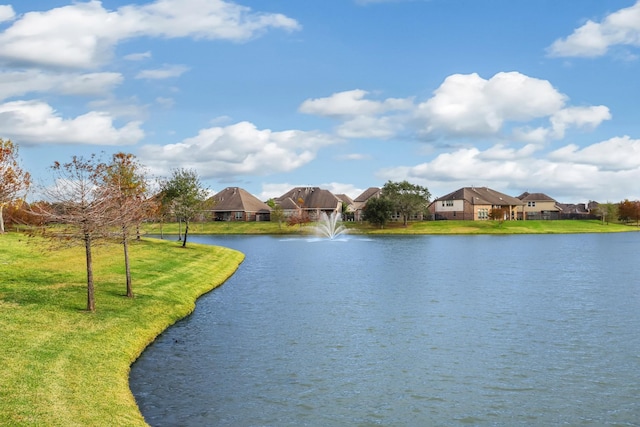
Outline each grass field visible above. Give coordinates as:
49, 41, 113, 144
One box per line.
140, 219, 638, 236
0, 233, 244, 426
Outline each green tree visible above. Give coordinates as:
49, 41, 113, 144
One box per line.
595, 202, 617, 225
382, 180, 431, 226
161, 168, 208, 247
102, 153, 150, 298
266, 198, 285, 229
362, 196, 394, 229
0, 139, 31, 233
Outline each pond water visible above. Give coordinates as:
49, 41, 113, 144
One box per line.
130, 233, 640, 426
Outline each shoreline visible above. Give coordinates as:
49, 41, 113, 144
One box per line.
0, 234, 244, 426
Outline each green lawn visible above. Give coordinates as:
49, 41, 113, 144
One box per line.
141, 219, 638, 236
0, 233, 244, 426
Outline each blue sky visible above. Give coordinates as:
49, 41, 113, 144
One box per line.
2, 0, 640, 203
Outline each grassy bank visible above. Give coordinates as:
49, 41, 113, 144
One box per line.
0, 233, 244, 426
141, 219, 638, 236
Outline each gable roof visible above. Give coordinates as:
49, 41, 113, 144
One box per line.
335, 194, 354, 205
354, 187, 381, 203
517, 192, 557, 202
211, 187, 271, 212
276, 187, 340, 210
436, 187, 524, 206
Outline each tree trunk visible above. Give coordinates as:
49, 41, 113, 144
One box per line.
182, 220, 189, 247
84, 232, 96, 312
123, 227, 133, 298
0, 204, 4, 233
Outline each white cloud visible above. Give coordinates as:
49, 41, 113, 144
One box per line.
416, 72, 567, 137
0, 70, 123, 100
336, 115, 401, 139
155, 97, 175, 108
377, 138, 640, 202
548, 1, 640, 58
299, 89, 413, 117
135, 64, 189, 80
548, 136, 640, 171
299, 89, 413, 139
550, 106, 611, 138
0, 5, 15, 22
336, 153, 372, 161
0, 0, 301, 69
137, 121, 341, 179
123, 51, 152, 61
0, 100, 144, 145
300, 73, 608, 144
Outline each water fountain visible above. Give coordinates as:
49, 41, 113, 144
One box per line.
314, 211, 347, 240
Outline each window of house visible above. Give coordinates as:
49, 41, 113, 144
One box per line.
528, 201, 536, 207
445, 200, 453, 207
235, 212, 243, 220
478, 208, 488, 219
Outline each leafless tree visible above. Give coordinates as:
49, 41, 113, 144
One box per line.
101, 153, 152, 298
35, 155, 114, 312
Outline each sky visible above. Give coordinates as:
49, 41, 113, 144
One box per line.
2, 0, 640, 204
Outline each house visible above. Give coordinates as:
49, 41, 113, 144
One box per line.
352, 187, 381, 221
430, 187, 524, 221
516, 192, 562, 220
335, 193, 355, 221
557, 202, 597, 219
275, 187, 342, 220
210, 187, 271, 222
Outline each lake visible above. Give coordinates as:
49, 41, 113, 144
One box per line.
130, 233, 640, 426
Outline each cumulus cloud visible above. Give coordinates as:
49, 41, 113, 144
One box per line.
299, 89, 413, 139
0, 100, 144, 145
548, 1, 640, 57
548, 136, 640, 171
299, 89, 413, 117
0, 0, 301, 69
377, 138, 640, 202
550, 105, 612, 138
0, 5, 15, 22
0, 70, 123, 100
137, 121, 341, 178
135, 64, 189, 80
301, 72, 610, 143
124, 51, 152, 61
416, 72, 567, 137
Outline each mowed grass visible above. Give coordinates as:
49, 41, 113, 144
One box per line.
141, 219, 638, 236
363, 219, 638, 234
0, 233, 244, 426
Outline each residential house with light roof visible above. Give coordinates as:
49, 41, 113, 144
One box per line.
352, 187, 381, 221
516, 192, 562, 220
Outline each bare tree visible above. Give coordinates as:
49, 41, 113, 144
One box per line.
101, 153, 150, 298
0, 139, 31, 233
35, 155, 113, 312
